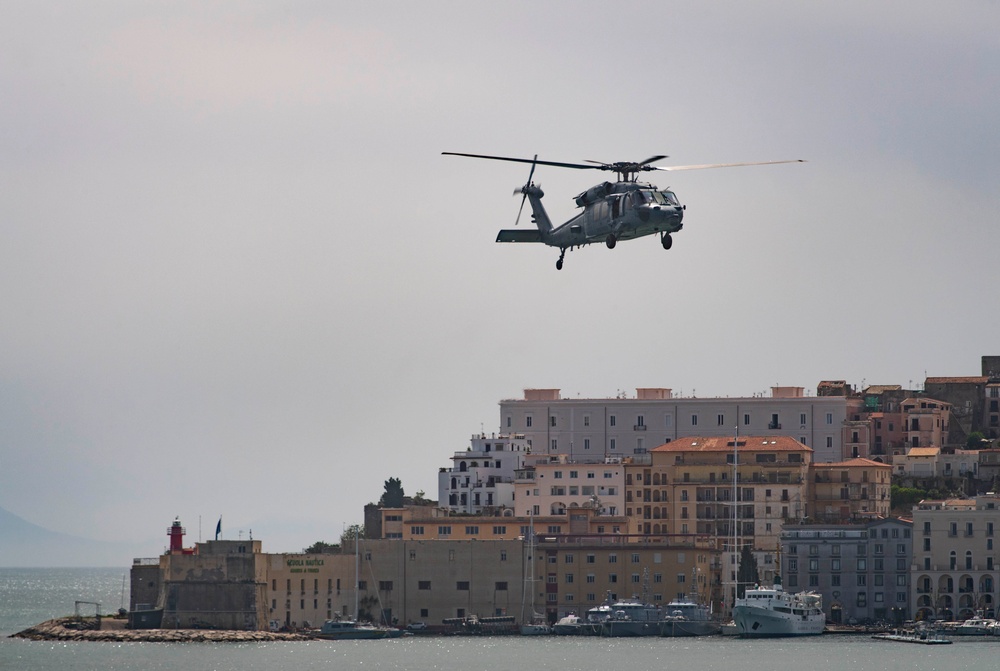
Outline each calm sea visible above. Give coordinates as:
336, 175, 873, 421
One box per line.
3, 568, 1000, 671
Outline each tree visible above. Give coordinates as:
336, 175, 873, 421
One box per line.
736, 545, 760, 599
378, 477, 405, 508
303, 540, 337, 554
340, 524, 365, 548
411, 489, 430, 505
967, 431, 987, 450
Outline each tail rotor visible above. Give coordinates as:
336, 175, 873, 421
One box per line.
514, 154, 538, 226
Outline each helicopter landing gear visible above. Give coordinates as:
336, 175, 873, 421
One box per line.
661, 233, 673, 250
556, 248, 566, 270
605, 234, 617, 249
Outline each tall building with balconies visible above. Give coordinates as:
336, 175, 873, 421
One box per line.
911, 495, 1000, 620
811, 458, 892, 522
780, 517, 912, 625
437, 433, 530, 515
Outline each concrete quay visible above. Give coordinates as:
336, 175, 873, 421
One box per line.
11, 618, 312, 643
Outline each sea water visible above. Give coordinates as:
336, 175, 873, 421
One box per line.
3, 568, 999, 671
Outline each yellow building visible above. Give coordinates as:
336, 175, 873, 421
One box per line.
381, 505, 627, 541
528, 535, 721, 622
811, 457, 892, 521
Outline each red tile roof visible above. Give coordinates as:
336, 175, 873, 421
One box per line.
652, 436, 809, 452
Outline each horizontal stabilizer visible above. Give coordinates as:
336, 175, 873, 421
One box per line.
496, 229, 543, 243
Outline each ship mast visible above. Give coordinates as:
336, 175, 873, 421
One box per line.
731, 425, 739, 613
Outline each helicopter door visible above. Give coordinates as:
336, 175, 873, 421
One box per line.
611, 195, 621, 219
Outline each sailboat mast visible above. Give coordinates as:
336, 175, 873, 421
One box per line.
732, 425, 739, 610
355, 527, 360, 620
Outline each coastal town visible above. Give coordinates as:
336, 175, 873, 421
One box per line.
103, 355, 1000, 640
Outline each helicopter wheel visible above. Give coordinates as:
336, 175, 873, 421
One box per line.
661, 233, 673, 250
605, 234, 617, 249
556, 259, 563, 270
556, 248, 566, 270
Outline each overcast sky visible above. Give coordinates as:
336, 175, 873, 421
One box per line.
2, 1, 998, 560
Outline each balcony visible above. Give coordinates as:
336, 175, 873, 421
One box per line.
633, 424, 647, 431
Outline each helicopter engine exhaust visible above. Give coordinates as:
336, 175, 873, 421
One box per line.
574, 181, 614, 207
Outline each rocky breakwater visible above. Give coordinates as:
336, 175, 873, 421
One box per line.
12, 618, 313, 643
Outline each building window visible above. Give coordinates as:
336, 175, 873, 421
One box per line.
717, 414, 725, 426
495, 581, 508, 591
550, 416, 557, 427
465, 526, 479, 535
456, 581, 470, 591
526, 416, 532, 427
418, 581, 431, 590
610, 415, 616, 427
691, 414, 698, 426
438, 526, 452, 536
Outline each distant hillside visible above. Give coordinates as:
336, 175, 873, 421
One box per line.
0, 506, 149, 567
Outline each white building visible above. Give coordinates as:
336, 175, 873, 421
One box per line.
437, 433, 531, 514
499, 387, 847, 464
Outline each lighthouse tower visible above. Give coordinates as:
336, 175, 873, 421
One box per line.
167, 518, 185, 553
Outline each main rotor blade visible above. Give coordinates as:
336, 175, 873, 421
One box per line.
443, 152, 598, 170
655, 159, 806, 171
638, 155, 668, 166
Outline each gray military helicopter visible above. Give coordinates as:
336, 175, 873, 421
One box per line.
443, 151, 805, 269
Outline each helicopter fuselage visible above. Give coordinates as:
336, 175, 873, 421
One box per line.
498, 180, 684, 253
547, 181, 683, 248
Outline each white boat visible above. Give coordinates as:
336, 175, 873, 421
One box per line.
872, 627, 951, 645
659, 595, 721, 637
732, 582, 825, 638
553, 602, 613, 636
954, 616, 997, 636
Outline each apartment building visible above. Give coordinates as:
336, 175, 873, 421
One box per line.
780, 517, 912, 624
499, 387, 846, 463
528, 534, 721, 622
811, 458, 892, 522
381, 504, 628, 541
513, 454, 626, 517
911, 494, 1000, 620
437, 433, 531, 514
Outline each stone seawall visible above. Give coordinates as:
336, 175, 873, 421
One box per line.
11, 618, 312, 643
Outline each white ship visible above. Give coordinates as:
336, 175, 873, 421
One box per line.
732, 582, 825, 638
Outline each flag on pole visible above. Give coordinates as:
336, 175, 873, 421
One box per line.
215, 516, 222, 541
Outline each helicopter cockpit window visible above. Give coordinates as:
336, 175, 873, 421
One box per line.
660, 191, 679, 205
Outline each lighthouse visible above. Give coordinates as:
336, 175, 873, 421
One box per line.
167, 518, 185, 553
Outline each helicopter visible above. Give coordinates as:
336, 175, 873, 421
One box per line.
443, 151, 805, 269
